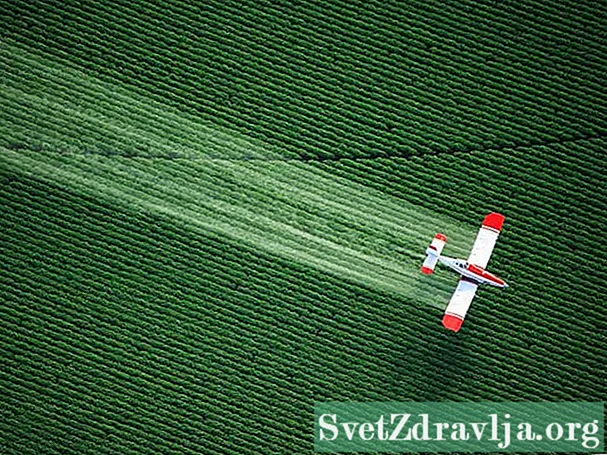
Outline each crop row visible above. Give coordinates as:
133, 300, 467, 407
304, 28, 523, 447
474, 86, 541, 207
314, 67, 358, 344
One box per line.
1, 57, 469, 304
2, 151, 604, 455
1, 65, 604, 357
2, 0, 606, 453
4, 0, 605, 161
2, 83, 604, 366
3, 142, 604, 400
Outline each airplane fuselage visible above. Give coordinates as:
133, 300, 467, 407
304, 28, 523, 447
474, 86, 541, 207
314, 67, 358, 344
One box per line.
438, 256, 508, 288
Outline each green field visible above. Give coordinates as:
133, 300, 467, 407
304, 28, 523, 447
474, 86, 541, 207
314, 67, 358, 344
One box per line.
1, 0, 606, 454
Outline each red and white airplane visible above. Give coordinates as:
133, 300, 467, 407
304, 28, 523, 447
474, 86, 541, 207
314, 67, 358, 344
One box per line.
421, 212, 507, 333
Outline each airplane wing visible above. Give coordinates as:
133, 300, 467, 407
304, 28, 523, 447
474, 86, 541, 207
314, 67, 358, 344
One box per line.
467, 213, 505, 268
442, 278, 478, 332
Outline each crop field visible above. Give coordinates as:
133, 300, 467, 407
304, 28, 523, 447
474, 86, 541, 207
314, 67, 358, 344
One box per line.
1, 0, 606, 454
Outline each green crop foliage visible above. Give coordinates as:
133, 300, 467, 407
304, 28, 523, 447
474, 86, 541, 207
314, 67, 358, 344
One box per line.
1, 0, 605, 454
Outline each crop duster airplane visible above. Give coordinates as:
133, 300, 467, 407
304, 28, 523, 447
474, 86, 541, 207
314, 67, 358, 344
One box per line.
421, 212, 507, 332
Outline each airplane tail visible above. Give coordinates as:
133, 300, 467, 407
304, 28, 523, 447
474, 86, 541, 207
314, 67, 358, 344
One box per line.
421, 233, 447, 275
